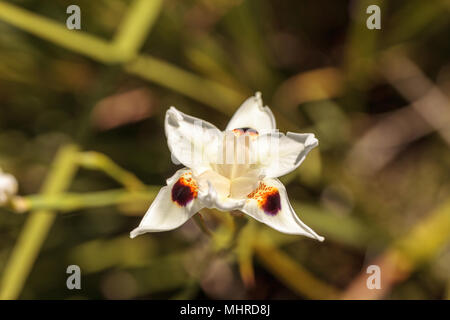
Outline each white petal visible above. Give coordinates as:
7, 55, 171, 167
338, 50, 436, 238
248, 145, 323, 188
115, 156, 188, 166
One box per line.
241, 178, 324, 241
229, 169, 261, 199
226, 92, 276, 132
165, 107, 221, 175
256, 132, 318, 178
130, 169, 202, 238
198, 181, 245, 211
0, 172, 18, 205
196, 170, 230, 199
0, 173, 18, 196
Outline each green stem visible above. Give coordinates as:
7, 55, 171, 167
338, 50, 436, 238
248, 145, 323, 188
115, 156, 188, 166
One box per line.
124, 55, 245, 114
0, 145, 79, 300
0, 0, 162, 63
236, 220, 257, 287
193, 213, 213, 237
13, 187, 160, 214
341, 198, 450, 299
112, 0, 163, 60
0, 1, 245, 113
254, 237, 340, 299
0, 2, 116, 63
77, 151, 146, 191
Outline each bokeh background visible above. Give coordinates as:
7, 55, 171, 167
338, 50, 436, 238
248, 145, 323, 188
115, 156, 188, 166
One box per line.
0, 0, 449, 299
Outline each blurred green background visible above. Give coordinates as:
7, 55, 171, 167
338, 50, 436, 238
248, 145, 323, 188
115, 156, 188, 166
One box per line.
0, 0, 449, 299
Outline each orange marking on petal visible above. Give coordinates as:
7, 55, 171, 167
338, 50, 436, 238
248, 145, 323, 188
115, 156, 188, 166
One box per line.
232, 127, 259, 138
171, 172, 198, 207
247, 183, 281, 215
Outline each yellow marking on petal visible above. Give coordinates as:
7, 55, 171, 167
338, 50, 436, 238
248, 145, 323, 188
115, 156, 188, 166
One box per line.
247, 183, 281, 215
171, 171, 198, 207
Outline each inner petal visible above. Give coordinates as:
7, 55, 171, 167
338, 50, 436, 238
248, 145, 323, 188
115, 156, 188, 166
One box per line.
196, 170, 230, 198
230, 170, 261, 199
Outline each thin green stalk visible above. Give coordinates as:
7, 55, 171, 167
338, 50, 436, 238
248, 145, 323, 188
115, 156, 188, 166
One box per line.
124, 55, 245, 114
0, 1, 245, 113
254, 237, 340, 299
112, 0, 163, 60
343, 0, 385, 111
0, 0, 162, 63
341, 198, 450, 299
77, 151, 146, 191
193, 213, 213, 237
13, 187, 160, 214
0, 145, 79, 300
235, 220, 257, 287
394, 198, 450, 266
0, 1, 116, 63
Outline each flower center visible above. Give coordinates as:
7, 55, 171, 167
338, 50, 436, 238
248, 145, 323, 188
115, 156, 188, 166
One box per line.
211, 128, 259, 180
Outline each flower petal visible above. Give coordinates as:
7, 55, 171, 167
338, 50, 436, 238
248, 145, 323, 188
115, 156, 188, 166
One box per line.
0, 172, 18, 205
229, 169, 261, 199
241, 178, 324, 241
165, 107, 221, 175
198, 180, 245, 211
130, 169, 202, 238
226, 92, 276, 132
196, 169, 230, 199
256, 132, 318, 178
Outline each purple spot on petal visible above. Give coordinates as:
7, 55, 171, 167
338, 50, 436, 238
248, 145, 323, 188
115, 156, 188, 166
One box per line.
262, 191, 281, 215
240, 127, 258, 134
172, 179, 195, 207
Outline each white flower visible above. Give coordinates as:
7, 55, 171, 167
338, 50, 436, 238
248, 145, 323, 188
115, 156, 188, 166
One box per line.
0, 169, 18, 205
130, 92, 324, 241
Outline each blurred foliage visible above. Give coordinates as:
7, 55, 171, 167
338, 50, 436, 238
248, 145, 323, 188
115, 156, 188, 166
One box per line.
0, 0, 449, 300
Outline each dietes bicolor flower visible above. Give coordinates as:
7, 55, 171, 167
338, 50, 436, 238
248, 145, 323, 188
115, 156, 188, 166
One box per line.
130, 93, 324, 241
0, 168, 18, 205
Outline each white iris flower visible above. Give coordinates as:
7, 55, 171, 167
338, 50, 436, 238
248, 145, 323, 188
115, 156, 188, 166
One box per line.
0, 168, 18, 205
131, 93, 324, 241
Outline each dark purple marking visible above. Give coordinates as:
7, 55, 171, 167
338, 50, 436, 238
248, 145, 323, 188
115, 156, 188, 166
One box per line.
236, 127, 258, 135
262, 191, 281, 215
171, 180, 195, 207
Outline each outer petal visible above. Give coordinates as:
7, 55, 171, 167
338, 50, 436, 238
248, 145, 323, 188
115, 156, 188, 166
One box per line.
226, 92, 276, 132
241, 178, 324, 241
130, 169, 202, 238
165, 107, 221, 175
256, 132, 318, 178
